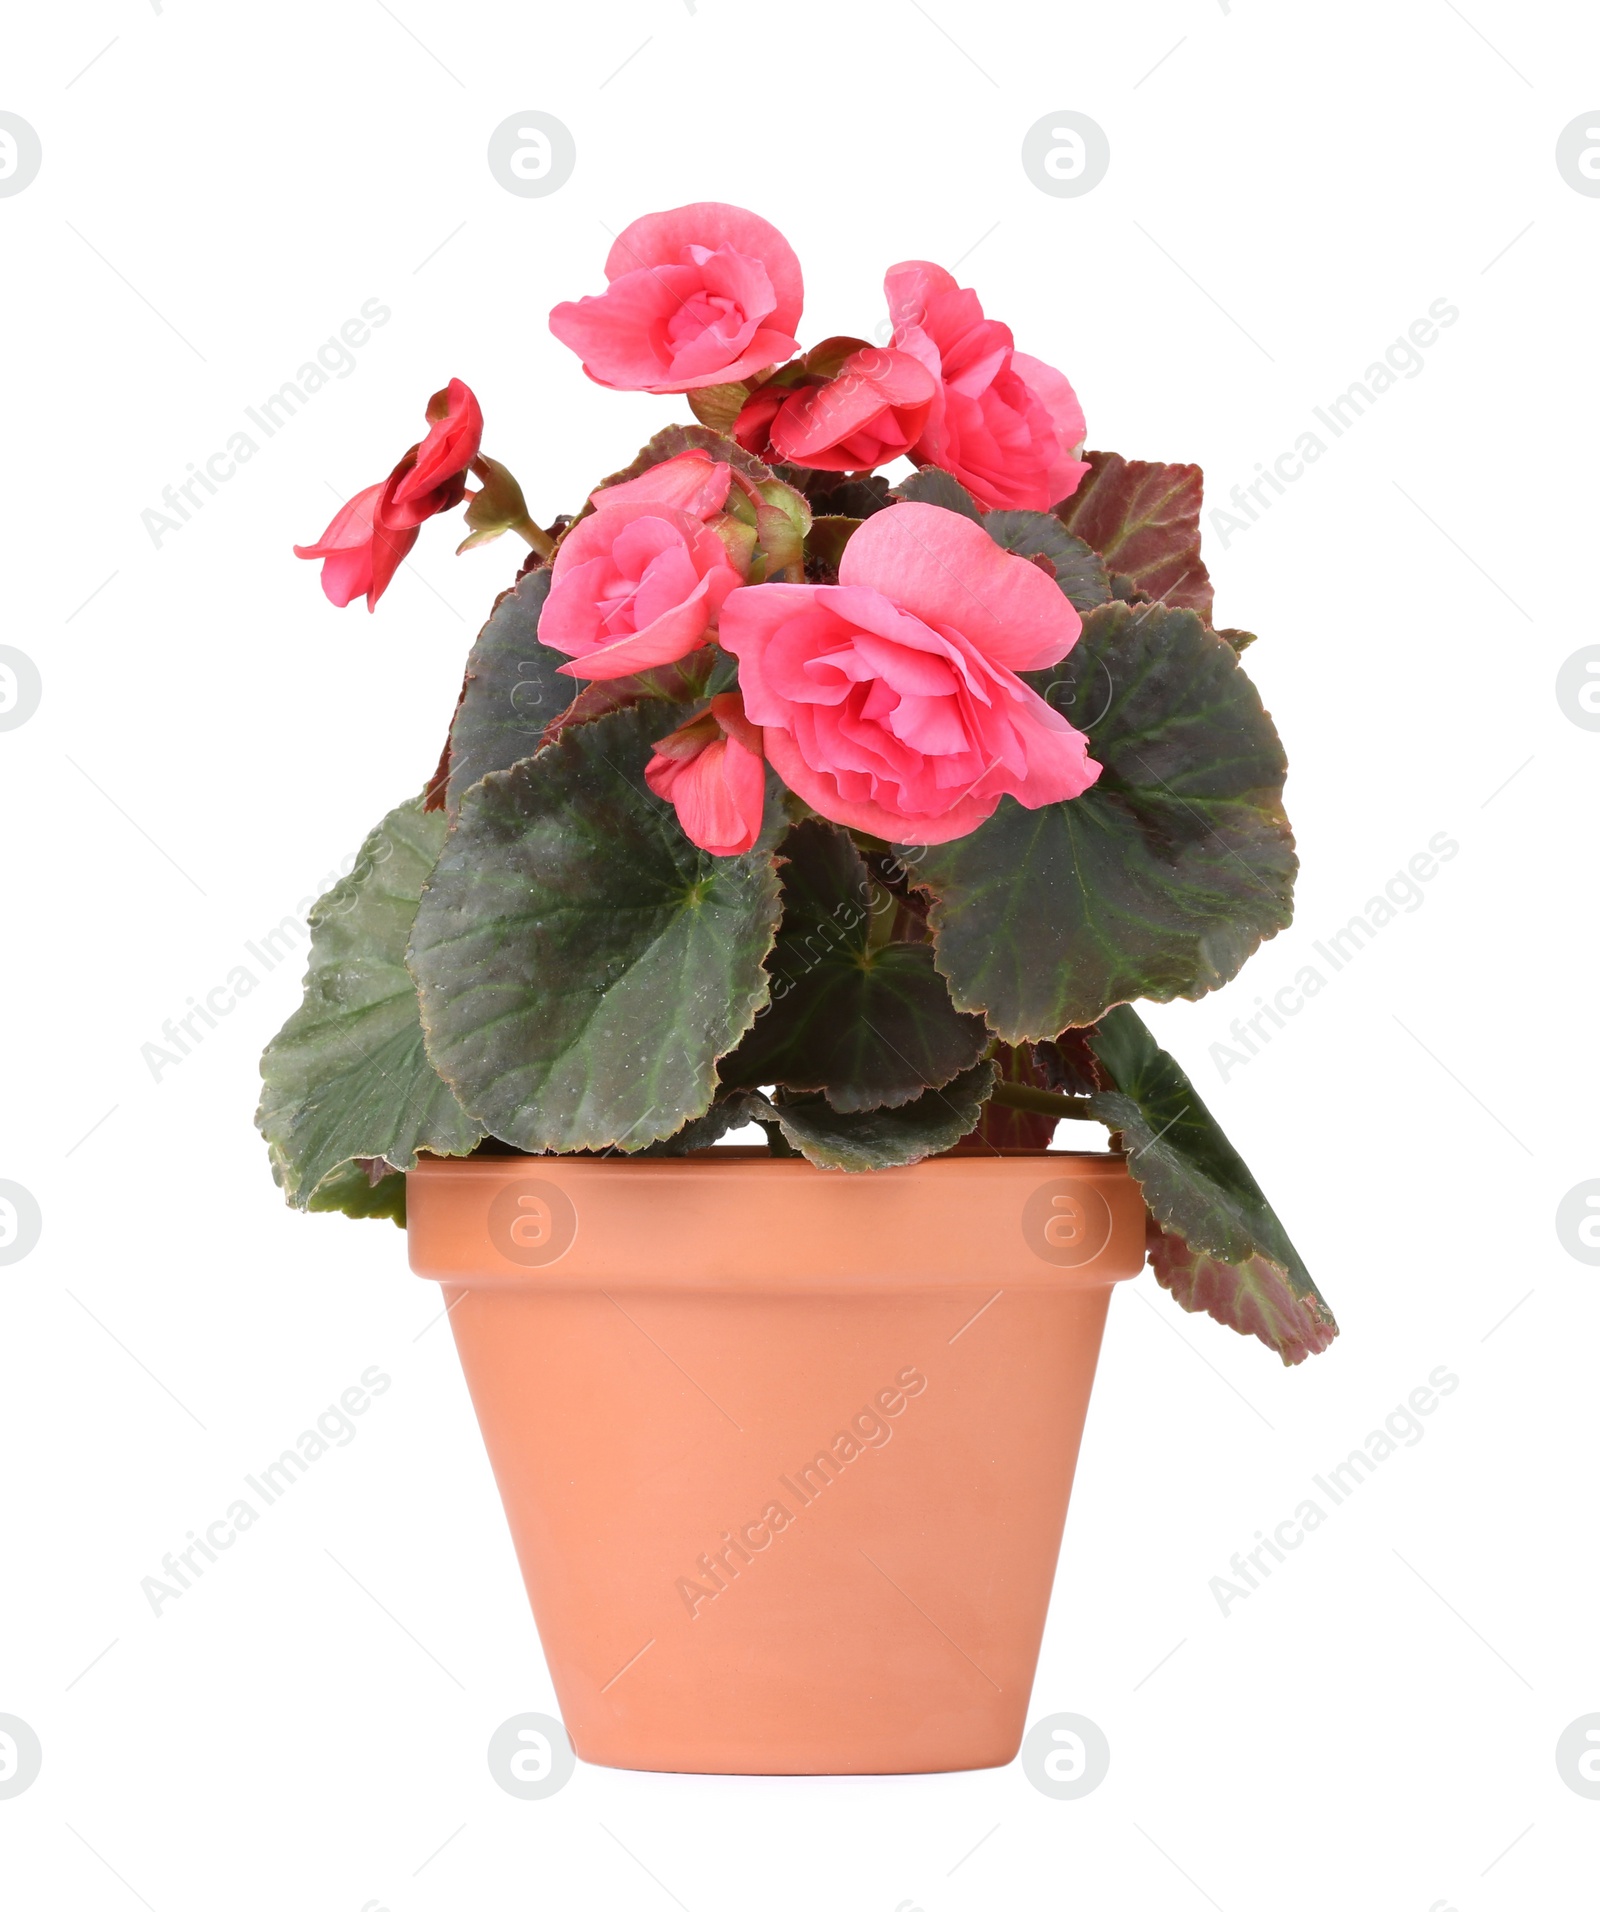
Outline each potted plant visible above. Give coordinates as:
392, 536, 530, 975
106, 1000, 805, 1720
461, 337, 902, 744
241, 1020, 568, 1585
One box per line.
259, 202, 1337, 1776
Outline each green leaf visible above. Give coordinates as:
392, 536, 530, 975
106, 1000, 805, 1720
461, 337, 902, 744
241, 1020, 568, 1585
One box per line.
1085, 1007, 1336, 1365
634, 1096, 756, 1156
747, 476, 811, 583
1055, 450, 1213, 618
685, 382, 752, 434
306, 1158, 408, 1227
456, 455, 536, 554
912, 599, 1295, 1039
889, 467, 985, 520
798, 335, 872, 378
444, 567, 574, 819
408, 703, 787, 1153
257, 798, 484, 1207
805, 515, 861, 580
981, 509, 1111, 614
776, 469, 893, 518
720, 820, 988, 1112
738, 1059, 998, 1172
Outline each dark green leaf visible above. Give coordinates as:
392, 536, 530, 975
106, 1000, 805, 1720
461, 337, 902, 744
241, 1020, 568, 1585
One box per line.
720, 820, 988, 1112
805, 515, 861, 580
777, 469, 893, 517
739, 1059, 998, 1172
634, 1096, 757, 1156
912, 600, 1295, 1039
981, 509, 1111, 613
257, 798, 484, 1207
1085, 1006, 1336, 1364
889, 467, 985, 520
438, 560, 730, 816
444, 567, 573, 819
1055, 450, 1213, 618
408, 704, 786, 1153
306, 1158, 407, 1226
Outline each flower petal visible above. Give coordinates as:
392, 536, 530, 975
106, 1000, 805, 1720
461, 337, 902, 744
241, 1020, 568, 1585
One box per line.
838, 502, 1081, 673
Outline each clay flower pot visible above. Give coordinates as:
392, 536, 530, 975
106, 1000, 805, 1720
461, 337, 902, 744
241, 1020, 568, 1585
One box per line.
408, 1149, 1144, 1776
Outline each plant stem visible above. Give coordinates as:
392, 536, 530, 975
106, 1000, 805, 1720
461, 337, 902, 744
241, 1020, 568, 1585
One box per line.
515, 518, 556, 559
989, 1081, 1104, 1123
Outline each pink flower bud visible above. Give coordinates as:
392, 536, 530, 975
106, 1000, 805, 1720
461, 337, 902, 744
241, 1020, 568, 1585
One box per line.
644, 693, 766, 857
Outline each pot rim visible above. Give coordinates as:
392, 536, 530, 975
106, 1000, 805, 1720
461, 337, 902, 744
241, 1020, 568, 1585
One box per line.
406, 1150, 1148, 1294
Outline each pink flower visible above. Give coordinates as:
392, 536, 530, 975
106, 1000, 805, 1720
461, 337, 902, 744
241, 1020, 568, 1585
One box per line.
645, 693, 766, 856
734, 346, 937, 472
540, 499, 743, 680
884, 263, 1089, 511
548, 203, 804, 394
718, 502, 1099, 844
293, 482, 419, 610
294, 380, 483, 610
382, 379, 483, 526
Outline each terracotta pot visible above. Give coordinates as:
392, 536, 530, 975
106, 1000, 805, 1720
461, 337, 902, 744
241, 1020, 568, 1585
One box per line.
408, 1148, 1144, 1775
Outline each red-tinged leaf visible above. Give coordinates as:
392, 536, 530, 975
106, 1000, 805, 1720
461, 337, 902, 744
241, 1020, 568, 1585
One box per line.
592, 423, 773, 500
1055, 450, 1213, 619
1037, 1028, 1101, 1097
1148, 1231, 1338, 1367
1082, 1006, 1337, 1365
749, 476, 811, 582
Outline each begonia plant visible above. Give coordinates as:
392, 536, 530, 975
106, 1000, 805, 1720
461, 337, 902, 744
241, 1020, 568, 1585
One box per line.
258, 202, 1337, 1366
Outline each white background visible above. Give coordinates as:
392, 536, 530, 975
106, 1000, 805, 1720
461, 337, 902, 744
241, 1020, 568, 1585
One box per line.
1, 1, 1595, 1906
